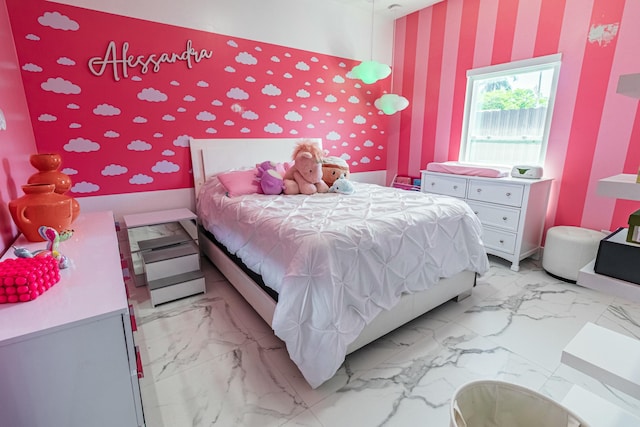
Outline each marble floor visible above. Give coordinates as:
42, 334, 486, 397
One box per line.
124, 253, 640, 427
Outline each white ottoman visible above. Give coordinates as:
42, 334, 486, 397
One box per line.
543, 226, 606, 282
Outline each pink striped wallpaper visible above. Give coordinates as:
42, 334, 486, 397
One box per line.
390, 0, 640, 233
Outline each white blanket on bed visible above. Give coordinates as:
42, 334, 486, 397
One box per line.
197, 178, 489, 388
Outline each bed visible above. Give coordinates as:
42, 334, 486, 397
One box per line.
189, 137, 490, 388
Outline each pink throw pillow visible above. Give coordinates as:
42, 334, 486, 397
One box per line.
217, 169, 260, 197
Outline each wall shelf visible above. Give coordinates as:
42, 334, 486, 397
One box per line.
597, 173, 640, 201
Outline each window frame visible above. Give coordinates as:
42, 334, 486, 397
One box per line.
458, 53, 562, 167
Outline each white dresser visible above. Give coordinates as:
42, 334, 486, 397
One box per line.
421, 171, 552, 271
0, 211, 145, 427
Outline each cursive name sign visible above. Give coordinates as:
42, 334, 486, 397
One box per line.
88, 40, 213, 81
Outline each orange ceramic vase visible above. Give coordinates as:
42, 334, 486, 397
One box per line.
8, 184, 75, 242
27, 153, 80, 223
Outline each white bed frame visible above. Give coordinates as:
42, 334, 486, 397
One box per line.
190, 137, 475, 354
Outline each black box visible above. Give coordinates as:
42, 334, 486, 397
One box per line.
594, 227, 640, 285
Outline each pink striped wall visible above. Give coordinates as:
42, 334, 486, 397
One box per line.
391, 0, 640, 233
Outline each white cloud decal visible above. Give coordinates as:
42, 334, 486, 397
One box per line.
38, 114, 56, 122
285, 111, 302, 122
326, 131, 341, 141
211, 100, 223, 106
162, 114, 176, 121
271, 56, 281, 62
354, 146, 361, 151
26, 34, 40, 41
104, 130, 119, 138
225, 66, 236, 73
133, 116, 147, 123
23, 63, 42, 72
196, 111, 216, 121
170, 80, 180, 86
61, 168, 77, 175
240, 127, 251, 133
307, 124, 315, 129
227, 40, 238, 48
183, 95, 196, 102
265, 123, 283, 134
173, 135, 191, 147
296, 62, 310, 71
245, 76, 256, 82
127, 140, 151, 151
224, 120, 235, 126
363, 140, 374, 147
360, 156, 371, 164
41, 77, 80, 94
283, 73, 293, 79
241, 110, 259, 120
130, 174, 153, 184
153, 133, 163, 138
162, 150, 175, 156
71, 181, 99, 193
69, 123, 81, 128
67, 103, 79, 109
131, 76, 142, 82
262, 84, 281, 96
93, 103, 120, 116
137, 88, 167, 102
197, 81, 209, 87
177, 107, 186, 112
38, 11, 79, 31
57, 57, 75, 66
325, 95, 337, 103
353, 115, 366, 124
205, 128, 217, 134
296, 89, 310, 98
236, 52, 257, 65
227, 88, 249, 100
333, 75, 346, 83
317, 78, 325, 84
102, 164, 127, 176
310, 57, 319, 62
64, 137, 100, 152
152, 160, 180, 173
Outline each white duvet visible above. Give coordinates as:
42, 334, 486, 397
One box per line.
197, 178, 489, 388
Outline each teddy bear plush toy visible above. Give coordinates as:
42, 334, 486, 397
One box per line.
283, 141, 329, 195
321, 156, 350, 187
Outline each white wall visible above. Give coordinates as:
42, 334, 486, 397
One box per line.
50, 0, 394, 64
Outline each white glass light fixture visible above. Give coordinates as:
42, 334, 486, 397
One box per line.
350, 0, 391, 85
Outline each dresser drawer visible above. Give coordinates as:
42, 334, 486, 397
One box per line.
482, 228, 517, 254
466, 201, 521, 232
421, 173, 467, 198
467, 181, 524, 207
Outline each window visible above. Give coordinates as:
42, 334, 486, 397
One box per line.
459, 54, 562, 167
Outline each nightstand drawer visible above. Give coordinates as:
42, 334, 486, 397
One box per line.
467, 201, 521, 232
421, 173, 467, 198
482, 228, 517, 254
467, 181, 524, 207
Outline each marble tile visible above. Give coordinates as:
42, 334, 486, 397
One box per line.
132, 255, 640, 426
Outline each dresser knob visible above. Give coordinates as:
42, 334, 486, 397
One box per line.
499, 239, 504, 244
506, 192, 511, 197
477, 188, 482, 193
431, 182, 435, 186
453, 185, 458, 190
502, 216, 507, 221
474, 211, 479, 215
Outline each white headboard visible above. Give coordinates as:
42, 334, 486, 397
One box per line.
189, 137, 322, 201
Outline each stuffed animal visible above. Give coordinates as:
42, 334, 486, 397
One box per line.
329, 175, 355, 195
321, 156, 350, 187
283, 141, 329, 195
260, 169, 285, 195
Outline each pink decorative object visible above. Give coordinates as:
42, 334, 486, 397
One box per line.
426, 161, 510, 178
0, 256, 61, 303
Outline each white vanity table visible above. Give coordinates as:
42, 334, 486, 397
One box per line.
0, 211, 145, 427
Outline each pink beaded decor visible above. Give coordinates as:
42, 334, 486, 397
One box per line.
0, 255, 60, 303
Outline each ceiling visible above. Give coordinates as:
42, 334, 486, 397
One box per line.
332, 0, 444, 18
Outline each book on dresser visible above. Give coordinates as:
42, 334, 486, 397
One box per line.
421, 170, 552, 271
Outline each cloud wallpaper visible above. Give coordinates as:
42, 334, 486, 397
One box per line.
7, 0, 391, 197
